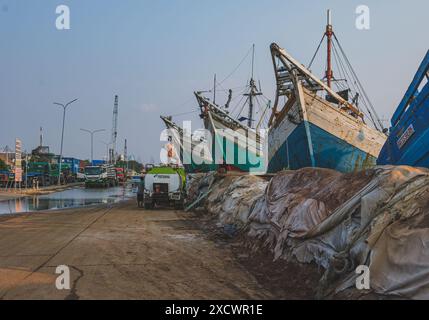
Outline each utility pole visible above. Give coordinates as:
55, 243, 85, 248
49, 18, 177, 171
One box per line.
80, 128, 105, 163
39, 127, 43, 147
25, 151, 28, 189
54, 98, 78, 186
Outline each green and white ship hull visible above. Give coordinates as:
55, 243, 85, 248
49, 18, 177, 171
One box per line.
160, 116, 218, 173
195, 92, 266, 174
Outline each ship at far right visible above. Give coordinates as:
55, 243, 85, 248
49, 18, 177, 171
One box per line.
267, 10, 387, 174
377, 50, 429, 168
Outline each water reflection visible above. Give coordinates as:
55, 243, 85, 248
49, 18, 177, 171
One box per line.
0, 186, 134, 215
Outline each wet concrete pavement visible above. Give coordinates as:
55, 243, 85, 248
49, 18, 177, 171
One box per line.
0, 201, 273, 299
0, 186, 133, 215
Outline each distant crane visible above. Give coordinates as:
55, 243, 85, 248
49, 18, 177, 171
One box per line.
109, 95, 119, 164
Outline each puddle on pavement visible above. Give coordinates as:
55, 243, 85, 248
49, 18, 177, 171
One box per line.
167, 234, 198, 241
0, 186, 135, 215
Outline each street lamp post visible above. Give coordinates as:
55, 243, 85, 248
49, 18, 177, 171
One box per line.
80, 129, 106, 163
54, 99, 78, 186
25, 151, 28, 189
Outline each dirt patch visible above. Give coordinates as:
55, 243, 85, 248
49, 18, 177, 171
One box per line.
189, 211, 322, 299
233, 247, 321, 299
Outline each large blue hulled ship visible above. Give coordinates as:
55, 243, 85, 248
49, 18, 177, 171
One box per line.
267, 11, 387, 174
377, 50, 429, 168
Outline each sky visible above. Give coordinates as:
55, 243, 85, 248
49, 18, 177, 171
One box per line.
0, 0, 427, 163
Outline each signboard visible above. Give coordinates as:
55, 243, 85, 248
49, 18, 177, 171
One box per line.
14, 168, 22, 183
15, 138, 22, 182
397, 124, 415, 149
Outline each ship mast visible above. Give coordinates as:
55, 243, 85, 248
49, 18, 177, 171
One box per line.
244, 44, 262, 128
325, 9, 333, 88
213, 74, 217, 104
270, 10, 385, 132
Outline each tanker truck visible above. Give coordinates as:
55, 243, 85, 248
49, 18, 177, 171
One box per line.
142, 165, 186, 210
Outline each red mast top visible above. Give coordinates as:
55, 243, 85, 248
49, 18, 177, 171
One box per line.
325, 9, 333, 88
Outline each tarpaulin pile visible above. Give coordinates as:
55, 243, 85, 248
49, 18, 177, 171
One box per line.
186, 173, 268, 226
186, 173, 215, 203
187, 166, 429, 299
205, 175, 268, 226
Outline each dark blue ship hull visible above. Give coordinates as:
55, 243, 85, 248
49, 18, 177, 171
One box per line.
268, 121, 377, 173
377, 51, 429, 168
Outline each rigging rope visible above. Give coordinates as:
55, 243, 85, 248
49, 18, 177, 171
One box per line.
230, 92, 246, 116
236, 96, 250, 120
169, 109, 199, 118
332, 38, 377, 127
308, 34, 326, 69
218, 45, 254, 85
332, 41, 359, 97
333, 33, 384, 131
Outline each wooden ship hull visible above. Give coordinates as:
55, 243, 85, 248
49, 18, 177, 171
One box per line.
267, 42, 386, 173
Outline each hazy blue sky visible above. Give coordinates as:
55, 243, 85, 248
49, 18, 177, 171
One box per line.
0, 0, 427, 162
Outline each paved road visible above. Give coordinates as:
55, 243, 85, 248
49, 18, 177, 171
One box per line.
0, 201, 272, 299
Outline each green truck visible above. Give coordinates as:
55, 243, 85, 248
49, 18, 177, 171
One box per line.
142, 165, 186, 210
26, 162, 51, 187
49, 163, 72, 185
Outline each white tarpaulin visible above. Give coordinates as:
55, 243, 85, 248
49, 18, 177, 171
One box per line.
188, 166, 429, 299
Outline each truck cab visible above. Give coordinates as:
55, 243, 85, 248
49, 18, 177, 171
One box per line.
84, 164, 117, 188
77, 167, 86, 181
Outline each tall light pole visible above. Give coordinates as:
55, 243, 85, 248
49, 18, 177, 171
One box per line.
54, 98, 78, 186
24, 150, 28, 189
80, 129, 105, 163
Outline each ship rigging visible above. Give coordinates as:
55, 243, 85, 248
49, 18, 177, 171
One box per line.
304, 9, 385, 132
